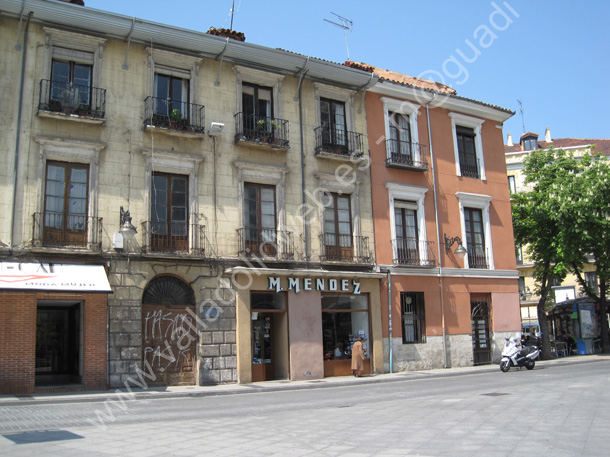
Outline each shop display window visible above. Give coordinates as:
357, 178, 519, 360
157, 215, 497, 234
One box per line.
322, 294, 369, 362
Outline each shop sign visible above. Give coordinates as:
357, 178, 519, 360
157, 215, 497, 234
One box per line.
0, 262, 112, 293
268, 276, 361, 294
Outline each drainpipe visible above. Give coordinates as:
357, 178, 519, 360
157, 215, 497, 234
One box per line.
426, 94, 448, 369
10, 11, 32, 253
381, 268, 393, 373
295, 59, 309, 261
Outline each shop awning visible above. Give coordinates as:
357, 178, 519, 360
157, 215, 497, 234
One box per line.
0, 262, 112, 293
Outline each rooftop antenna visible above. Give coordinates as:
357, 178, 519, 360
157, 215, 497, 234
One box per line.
517, 99, 526, 133
230, 0, 236, 30
324, 12, 353, 60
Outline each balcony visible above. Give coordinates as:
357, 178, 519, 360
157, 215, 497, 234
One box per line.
143, 97, 205, 138
234, 113, 289, 150
237, 228, 294, 260
467, 247, 489, 269
37, 80, 105, 123
319, 234, 372, 263
386, 140, 428, 171
392, 238, 436, 267
141, 222, 208, 256
459, 155, 480, 179
32, 212, 102, 251
314, 126, 363, 161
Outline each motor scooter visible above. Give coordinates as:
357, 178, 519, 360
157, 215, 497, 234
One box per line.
499, 336, 540, 372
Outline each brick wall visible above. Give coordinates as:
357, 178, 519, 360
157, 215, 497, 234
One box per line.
0, 291, 108, 395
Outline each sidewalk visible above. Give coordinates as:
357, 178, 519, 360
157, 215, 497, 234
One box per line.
2, 354, 607, 407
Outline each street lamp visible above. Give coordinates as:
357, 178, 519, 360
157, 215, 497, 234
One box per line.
444, 233, 467, 259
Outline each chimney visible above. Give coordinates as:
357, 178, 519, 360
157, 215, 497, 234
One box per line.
507, 132, 513, 147
545, 126, 551, 142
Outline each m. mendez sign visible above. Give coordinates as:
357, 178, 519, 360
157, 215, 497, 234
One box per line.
268, 276, 361, 294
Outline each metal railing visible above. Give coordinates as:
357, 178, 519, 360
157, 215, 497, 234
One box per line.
141, 221, 208, 255
32, 212, 102, 250
319, 234, 371, 263
234, 113, 289, 148
237, 228, 294, 260
143, 96, 205, 134
467, 247, 489, 269
392, 238, 436, 267
38, 80, 106, 118
459, 155, 480, 179
386, 140, 428, 170
314, 126, 363, 158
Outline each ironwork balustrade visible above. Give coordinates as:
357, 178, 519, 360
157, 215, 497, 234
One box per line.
459, 155, 480, 179
234, 113, 289, 148
237, 228, 294, 260
142, 221, 208, 255
319, 234, 371, 263
467, 247, 489, 269
386, 140, 428, 170
32, 212, 102, 250
143, 96, 205, 134
314, 126, 363, 158
38, 79, 106, 118
392, 238, 436, 267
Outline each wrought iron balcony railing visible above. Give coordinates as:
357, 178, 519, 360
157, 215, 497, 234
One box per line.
143, 96, 205, 135
234, 113, 289, 149
392, 238, 436, 267
142, 221, 208, 256
237, 228, 294, 260
319, 234, 372, 263
38, 80, 106, 119
32, 212, 102, 250
467, 247, 489, 269
459, 155, 480, 179
386, 140, 428, 170
314, 126, 363, 159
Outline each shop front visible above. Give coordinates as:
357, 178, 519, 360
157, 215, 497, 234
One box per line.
0, 261, 111, 394
231, 268, 383, 383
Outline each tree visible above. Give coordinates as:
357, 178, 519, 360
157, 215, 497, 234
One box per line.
553, 152, 610, 353
511, 148, 579, 359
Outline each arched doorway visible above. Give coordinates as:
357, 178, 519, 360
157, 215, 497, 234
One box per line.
142, 275, 197, 385
471, 294, 492, 365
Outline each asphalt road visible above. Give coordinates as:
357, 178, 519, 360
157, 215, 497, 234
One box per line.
0, 358, 608, 456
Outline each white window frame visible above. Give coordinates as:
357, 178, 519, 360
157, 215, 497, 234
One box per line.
381, 97, 421, 162
235, 66, 284, 119
455, 191, 493, 269
313, 83, 356, 132
234, 160, 289, 257
449, 113, 486, 180
508, 175, 516, 193
386, 183, 428, 264
34, 136, 106, 247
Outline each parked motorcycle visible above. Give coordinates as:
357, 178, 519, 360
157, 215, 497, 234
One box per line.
499, 336, 540, 372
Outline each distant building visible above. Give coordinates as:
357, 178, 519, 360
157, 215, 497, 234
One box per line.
504, 128, 610, 330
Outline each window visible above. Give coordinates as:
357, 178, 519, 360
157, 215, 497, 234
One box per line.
585, 272, 598, 294
323, 192, 353, 261
151, 172, 188, 252
242, 83, 273, 134
449, 113, 485, 180
394, 201, 419, 265
456, 192, 493, 269
516, 244, 523, 264
401, 292, 425, 344
43, 161, 88, 247
456, 126, 479, 178
388, 112, 412, 156
320, 98, 347, 150
523, 138, 537, 151
153, 73, 189, 119
464, 207, 487, 268
508, 175, 516, 194
518, 277, 526, 296
322, 295, 370, 364
243, 183, 277, 257
50, 58, 92, 108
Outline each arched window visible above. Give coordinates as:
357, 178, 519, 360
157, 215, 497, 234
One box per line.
142, 275, 195, 307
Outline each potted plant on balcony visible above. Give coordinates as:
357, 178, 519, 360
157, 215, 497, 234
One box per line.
77, 104, 90, 116
170, 109, 182, 128
255, 119, 270, 143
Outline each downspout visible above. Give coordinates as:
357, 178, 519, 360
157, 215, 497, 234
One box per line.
295, 58, 309, 261
384, 268, 393, 373
10, 11, 32, 253
426, 93, 448, 369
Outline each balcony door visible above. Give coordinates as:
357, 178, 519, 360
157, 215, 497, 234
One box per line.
388, 112, 412, 162
323, 192, 353, 261
464, 207, 486, 268
242, 83, 273, 138
394, 201, 418, 265
154, 73, 189, 119
243, 183, 277, 257
320, 98, 347, 151
43, 161, 88, 247
151, 172, 188, 252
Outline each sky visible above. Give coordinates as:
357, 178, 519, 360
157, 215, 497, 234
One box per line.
85, 0, 610, 143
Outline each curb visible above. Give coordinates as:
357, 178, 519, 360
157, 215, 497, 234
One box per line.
1, 354, 607, 407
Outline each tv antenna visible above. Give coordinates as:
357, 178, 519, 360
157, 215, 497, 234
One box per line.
517, 99, 526, 133
324, 12, 353, 60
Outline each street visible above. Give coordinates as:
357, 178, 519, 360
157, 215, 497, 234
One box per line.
1, 358, 609, 456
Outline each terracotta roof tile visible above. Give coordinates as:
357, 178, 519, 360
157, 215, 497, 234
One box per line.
505, 138, 610, 155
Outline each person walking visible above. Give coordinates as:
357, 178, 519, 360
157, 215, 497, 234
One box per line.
351, 337, 365, 377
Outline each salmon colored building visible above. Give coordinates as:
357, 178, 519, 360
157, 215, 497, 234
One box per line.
365, 67, 520, 370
